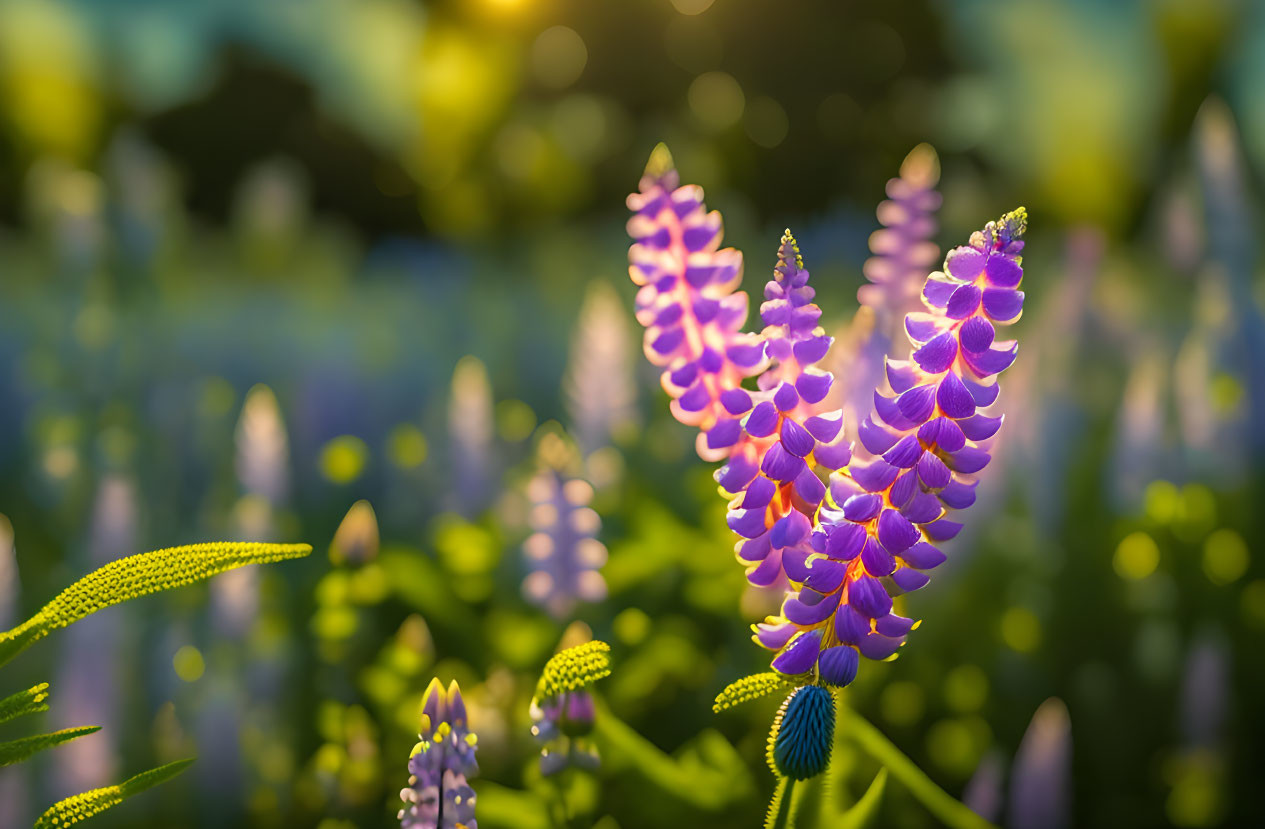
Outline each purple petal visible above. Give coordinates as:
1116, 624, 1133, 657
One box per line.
962, 342, 1018, 378
982, 288, 1024, 322
861, 536, 896, 576
843, 493, 883, 522
771, 510, 812, 549
746, 548, 783, 586
878, 509, 920, 554
922, 275, 957, 308
772, 629, 823, 675
938, 479, 978, 510
901, 492, 943, 524
936, 372, 977, 419
813, 437, 853, 470
848, 575, 892, 619
889, 468, 919, 508
742, 475, 776, 508
720, 388, 753, 415
965, 378, 1000, 407
914, 332, 959, 374
795, 370, 832, 404
859, 416, 899, 454
947, 446, 991, 473
891, 566, 931, 592
984, 253, 1022, 287
805, 411, 844, 443
755, 620, 796, 650
883, 435, 924, 469
901, 542, 946, 570
774, 382, 800, 411
946, 284, 982, 319
819, 645, 860, 687
959, 413, 1003, 440
897, 384, 937, 423
924, 518, 963, 541
917, 452, 952, 489
857, 632, 903, 660
825, 521, 866, 560
716, 453, 759, 491
781, 418, 816, 458
852, 458, 899, 492
959, 316, 996, 353
947, 246, 986, 281
745, 401, 779, 437
783, 589, 841, 625
706, 418, 742, 449
875, 613, 915, 637
762, 441, 808, 482
727, 507, 768, 539
678, 381, 710, 412
792, 467, 826, 508
793, 335, 831, 365
804, 557, 848, 593
886, 359, 920, 394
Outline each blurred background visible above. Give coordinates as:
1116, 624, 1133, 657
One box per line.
0, 0, 1261, 827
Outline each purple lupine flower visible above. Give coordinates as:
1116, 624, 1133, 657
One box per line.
448, 356, 495, 517
399, 679, 479, 829
716, 232, 853, 587
565, 281, 639, 457
626, 144, 767, 462
1008, 697, 1072, 829
755, 209, 1028, 685
522, 433, 608, 619
529, 689, 600, 776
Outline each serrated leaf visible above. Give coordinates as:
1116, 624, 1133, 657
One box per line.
0, 542, 311, 667
0, 725, 100, 766
840, 768, 887, 829
35, 757, 195, 829
713, 672, 795, 713
0, 682, 50, 725
534, 640, 611, 701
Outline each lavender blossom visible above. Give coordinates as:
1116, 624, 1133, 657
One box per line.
717, 232, 853, 587
755, 210, 1028, 684
626, 144, 767, 461
529, 641, 610, 776
448, 356, 495, 516
1008, 697, 1071, 829
399, 679, 479, 829
522, 433, 608, 619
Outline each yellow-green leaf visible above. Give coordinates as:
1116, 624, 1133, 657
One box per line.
0, 725, 100, 767
0, 682, 50, 725
35, 757, 195, 828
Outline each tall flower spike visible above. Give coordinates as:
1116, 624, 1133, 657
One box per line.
756, 209, 1028, 685
717, 231, 852, 587
522, 432, 608, 619
626, 144, 767, 461
399, 679, 479, 829
565, 281, 639, 456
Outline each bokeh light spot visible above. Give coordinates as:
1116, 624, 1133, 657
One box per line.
1202, 529, 1248, 585
387, 425, 428, 468
669, 0, 716, 14
744, 96, 789, 148
320, 435, 369, 484
1114, 531, 1160, 580
614, 607, 651, 645
880, 680, 925, 727
688, 71, 744, 130
173, 645, 205, 682
1144, 480, 1180, 524
531, 26, 587, 89
496, 399, 537, 441
1001, 606, 1041, 653
944, 664, 989, 713
1240, 580, 1265, 629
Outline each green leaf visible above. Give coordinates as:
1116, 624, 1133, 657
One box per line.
713, 672, 795, 713
0, 542, 311, 667
35, 757, 195, 829
840, 769, 887, 829
0, 725, 100, 766
534, 641, 611, 702
0, 682, 50, 725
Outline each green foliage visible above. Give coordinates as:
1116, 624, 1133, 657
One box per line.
839, 769, 887, 829
0, 725, 101, 767
0, 542, 312, 667
713, 673, 795, 713
0, 682, 50, 725
534, 640, 611, 701
34, 757, 195, 829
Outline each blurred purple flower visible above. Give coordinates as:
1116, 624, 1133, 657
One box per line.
756, 210, 1029, 684
1008, 697, 1072, 829
399, 679, 479, 829
448, 356, 495, 517
530, 689, 600, 776
565, 281, 639, 457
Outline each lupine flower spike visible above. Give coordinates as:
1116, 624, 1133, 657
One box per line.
529, 640, 611, 775
756, 209, 1028, 687
399, 679, 479, 829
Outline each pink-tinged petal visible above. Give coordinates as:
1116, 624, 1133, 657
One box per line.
938, 479, 978, 509
853, 458, 899, 492
875, 613, 915, 637
682, 220, 721, 252
804, 556, 848, 593
946, 246, 986, 281
792, 467, 826, 507
861, 536, 896, 576
826, 521, 866, 560
746, 547, 784, 586
982, 288, 1024, 322
783, 589, 841, 625
848, 575, 893, 619
959, 413, 1003, 440
755, 620, 796, 650
901, 491, 942, 524
813, 436, 853, 470
793, 335, 832, 365
922, 275, 957, 308
891, 566, 931, 592
883, 435, 923, 469
959, 316, 995, 353
668, 360, 697, 389
774, 382, 800, 411
745, 401, 779, 437
914, 332, 959, 374
984, 253, 1022, 287
917, 452, 952, 489
889, 468, 919, 508
946, 445, 991, 474
771, 510, 812, 549
805, 410, 843, 442
904, 313, 943, 343
720, 388, 753, 415
901, 542, 946, 570
716, 452, 759, 491
727, 339, 766, 368
936, 372, 977, 419
742, 475, 777, 508
796, 370, 832, 404
762, 441, 808, 482
727, 507, 768, 539
698, 347, 723, 373
650, 326, 684, 357
878, 508, 920, 554
818, 645, 860, 687
946, 284, 983, 319
961, 342, 1018, 378
924, 518, 963, 541
859, 415, 899, 454
772, 629, 823, 675
857, 632, 903, 660
781, 418, 815, 457
843, 493, 883, 522
835, 604, 870, 645
692, 296, 719, 323
961, 379, 1001, 407
706, 418, 741, 449
897, 384, 937, 423
886, 359, 920, 394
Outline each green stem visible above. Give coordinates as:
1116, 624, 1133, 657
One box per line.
767, 777, 797, 829
839, 705, 995, 829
